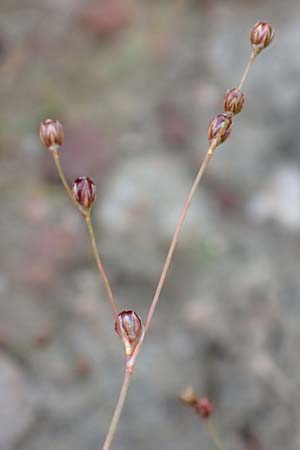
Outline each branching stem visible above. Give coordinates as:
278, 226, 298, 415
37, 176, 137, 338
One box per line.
100, 43, 260, 449
101, 141, 216, 450
49, 36, 264, 450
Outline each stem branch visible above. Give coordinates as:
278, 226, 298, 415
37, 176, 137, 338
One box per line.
101, 142, 216, 450
52, 150, 117, 319
52, 150, 78, 209
84, 213, 118, 319
101, 370, 132, 450
97, 37, 261, 450
145, 142, 215, 334
238, 49, 258, 90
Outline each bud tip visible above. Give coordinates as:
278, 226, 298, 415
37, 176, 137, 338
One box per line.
39, 118, 64, 150
250, 21, 274, 53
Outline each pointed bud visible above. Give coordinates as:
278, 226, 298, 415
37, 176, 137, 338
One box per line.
208, 113, 232, 146
195, 397, 213, 419
39, 119, 64, 150
224, 88, 245, 115
179, 387, 198, 406
72, 177, 96, 210
115, 310, 144, 357
250, 21, 274, 53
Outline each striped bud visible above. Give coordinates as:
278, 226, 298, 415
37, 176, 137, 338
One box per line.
72, 177, 96, 210
115, 310, 144, 357
250, 21, 274, 53
224, 88, 245, 115
195, 397, 213, 419
208, 113, 232, 146
39, 119, 64, 150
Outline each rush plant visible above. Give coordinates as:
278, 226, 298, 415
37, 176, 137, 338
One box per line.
39, 21, 274, 450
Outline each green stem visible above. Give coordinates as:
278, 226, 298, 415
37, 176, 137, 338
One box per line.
52, 150, 79, 209
205, 419, 227, 450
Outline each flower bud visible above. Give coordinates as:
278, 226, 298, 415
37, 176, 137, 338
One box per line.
195, 397, 213, 419
224, 88, 245, 115
115, 310, 144, 357
179, 387, 198, 406
72, 177, 96, 210
208, 114, 232, 146
39, 119, 64, 150
250, 21, 274, 53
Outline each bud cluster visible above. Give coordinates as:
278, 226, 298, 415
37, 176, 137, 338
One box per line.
180, 387, 213, 420
39, 120, 98, 212
207, 20, 273, 149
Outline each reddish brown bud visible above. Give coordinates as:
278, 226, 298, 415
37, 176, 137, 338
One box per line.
39, 119, 64, 149
115, 310, 144, 357
224, 88, 245, 115
72, 177, 96, 210
208, 114, 232, 146
195, 397, 213, 419
250, 21, 274, 53
179, 387, 198, 406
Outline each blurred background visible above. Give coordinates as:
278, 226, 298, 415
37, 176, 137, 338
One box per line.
0, 1, 300, 449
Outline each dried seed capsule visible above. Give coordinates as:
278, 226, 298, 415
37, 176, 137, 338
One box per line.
224, 88, 245, 115
250, 21, 274, 53
195, 397, 213, 419
39, 119, 64, 150
115, 310, 144, 357
72, 177, 96, 209
208, 113, 232, 146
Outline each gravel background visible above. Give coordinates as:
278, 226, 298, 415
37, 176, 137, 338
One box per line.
0, 1, 300, 449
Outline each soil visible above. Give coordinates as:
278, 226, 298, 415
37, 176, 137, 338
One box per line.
0, 1, 300, 449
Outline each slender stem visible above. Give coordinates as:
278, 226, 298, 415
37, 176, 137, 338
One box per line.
52, 150, 118, 320
102, 143, 216, 450
138, 47, 259, 339
52, 150, 79, 209
204, 419, 227, 450
238, 49, 258, 90
144, 142, 215, 334
138, 47, 259, 341
100, 36, 262, 450
84, 213, 118, 320
101, 370, 132, 450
